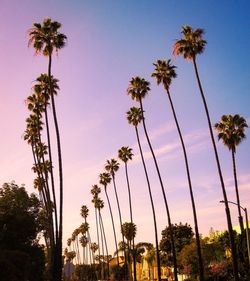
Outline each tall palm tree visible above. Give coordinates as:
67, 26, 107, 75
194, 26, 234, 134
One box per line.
91, 185, 102, 267
121, 222, 137, 281
32, 73, 60, 241
29, 18, 67, 281
80, 204, 93, 264
128, 77, 177, 281
152, 59, 204, 280
95, 196, 110, 280
99, 172, 119, 265
127, 106, 162, 281
173, 24, 239, 280
118, 146, 136, 280
79, 235, 89, 264
215, 114, 248, 233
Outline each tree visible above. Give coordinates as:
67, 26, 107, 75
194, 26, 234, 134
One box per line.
105, 159, 125, 261
128, 77, 177, 281
215, 114, 248, 233
121, 222, 137, 280
28, 18, 67, 281
80, 205, 93, 264
118, 146, 137, 280
99, 172, 119, 266
160, 223, 194, 265
126, 105, 162, 281
173, 25, 239, 280
152, 59, 204, 280
0, 182, 45, 281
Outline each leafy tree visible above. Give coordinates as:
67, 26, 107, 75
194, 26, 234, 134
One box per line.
152, 59, 204, 281
215, 114, 248, 233
160, 223, 194, 266
0, 182, 45, 281
174, 25, 239, 280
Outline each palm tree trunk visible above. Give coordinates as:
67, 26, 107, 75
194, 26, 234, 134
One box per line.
139, 99, 177, 281
112, 175, 124, 266
104, 186, 119, 265
94, 207, 102, 280
44, 106, 59, 241
48, 53, 63, 281
99, 211, 110, 280
134, 125, 161, 281
125, 162, 137, 281
192, 57, 239, 281
166, 89, 204, 280
98, 210, 105, 280
232, 149, 244, 233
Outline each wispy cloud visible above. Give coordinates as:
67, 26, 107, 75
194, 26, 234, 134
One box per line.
130, 126, 210, 164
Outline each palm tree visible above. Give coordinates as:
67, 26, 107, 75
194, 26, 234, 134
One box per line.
91, 242, 99, 265
128, 77, 177, 280
80, 204, 93, 264
152, 59, 204, 280
96, 196, 110, 280
215, 114, 248, 233
99, 172, 119, 265
79, 235, 89, 264
29, 18, 67, 281
118, 146, 136, 280
32, 73, 60, 241
173, 25, 239, 280
121, 222, 137, 281
127, 106, 162, 281
91, 185, 102, 268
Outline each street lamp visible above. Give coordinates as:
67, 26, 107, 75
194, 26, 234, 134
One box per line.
220, 200, 250, 266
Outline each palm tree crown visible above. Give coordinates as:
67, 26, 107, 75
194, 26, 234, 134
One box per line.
80, 205, 89, 219
127, 107, 143, 127
91, 184, 101, 196
99, 172, 111, 188
29, 18, 67, 56
215, 114, 248, 152
173, 25, 207, 60
152, 59, 177, 91
118, 146, 133, 163
127, 76, 150, 101
105, 159, 120, 177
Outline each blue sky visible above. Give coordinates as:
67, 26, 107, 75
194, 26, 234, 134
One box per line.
0, 0, 249, 253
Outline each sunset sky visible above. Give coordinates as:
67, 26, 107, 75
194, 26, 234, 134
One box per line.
0, 0, 249, 253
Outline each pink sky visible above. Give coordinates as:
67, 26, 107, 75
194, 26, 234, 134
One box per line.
0, 0, 249, 254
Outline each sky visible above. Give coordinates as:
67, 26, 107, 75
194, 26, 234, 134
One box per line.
0, 0, 249, 254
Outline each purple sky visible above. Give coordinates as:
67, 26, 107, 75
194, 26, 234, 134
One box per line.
0, 0, 249, 253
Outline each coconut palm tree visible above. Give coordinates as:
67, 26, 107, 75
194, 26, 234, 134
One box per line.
128, 77, 177, 280
215, 114, 248, 233
173, 25, 239, 280
29, 18, 67, 281
99, 172, 119, 265
118, 146, 136, 280
152, 59, 204, 280
127, 106, 162, 281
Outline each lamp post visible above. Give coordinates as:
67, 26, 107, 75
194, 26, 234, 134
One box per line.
220, 200, 250, 266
